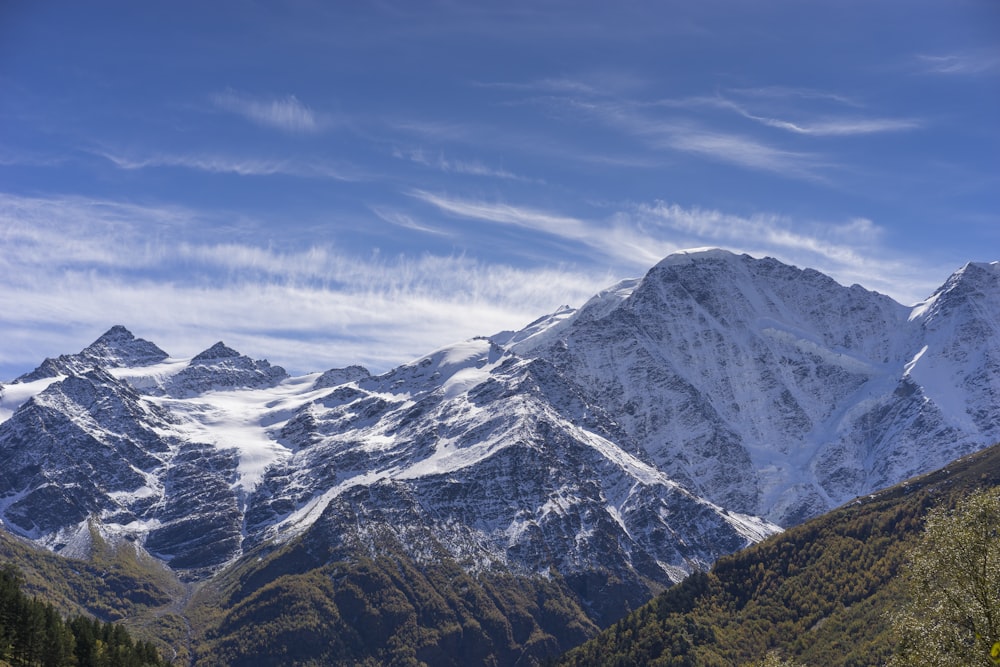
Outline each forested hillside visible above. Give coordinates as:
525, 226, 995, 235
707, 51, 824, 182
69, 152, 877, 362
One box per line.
558, 442, 1000, 666
0, 526, 188, 664
0, 564, 170, 667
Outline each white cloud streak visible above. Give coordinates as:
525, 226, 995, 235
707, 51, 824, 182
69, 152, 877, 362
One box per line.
506, 79, 919, 180
915, 51, 1000, 75
710, 99, 921, 136
98, 150, 359, 181
667, 131, 828, 179
393, 147, 535, 181
211, 89, 323, 133
750, 116, 921, 136
370, 206, 451, 236
556, 97, 829, 180
410, 189, 592, 241
409, 189, 682, 267
95, 151, 364, 181
724, 86, 863, 107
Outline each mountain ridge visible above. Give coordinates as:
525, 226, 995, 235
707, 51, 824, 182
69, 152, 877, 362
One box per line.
0, 249, 998, 663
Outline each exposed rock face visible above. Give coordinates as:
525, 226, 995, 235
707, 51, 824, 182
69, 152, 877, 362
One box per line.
245, 344, 776, 622
313, 365, 371, 390
14, 325, 168, 382
509, 251, 1000, 525
157, 341, 288, 397
0, 351, 244, 571
0, 252, 998, 626
0, 368, 171, 538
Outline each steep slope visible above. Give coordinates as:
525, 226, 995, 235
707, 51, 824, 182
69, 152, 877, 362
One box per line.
0, 525, 189, 662
512, 250, 1000, 524
244, 339, 777, 626
188, 505, 602, 666
14, 325, 168, 382
558, 441, 1000, 667
0, 366, 244, 573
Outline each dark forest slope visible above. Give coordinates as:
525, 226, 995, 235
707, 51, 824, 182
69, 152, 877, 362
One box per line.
558, 442, 1000, 666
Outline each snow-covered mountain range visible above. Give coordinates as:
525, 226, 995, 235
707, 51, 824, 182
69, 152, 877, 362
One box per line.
1, 249, 998, 624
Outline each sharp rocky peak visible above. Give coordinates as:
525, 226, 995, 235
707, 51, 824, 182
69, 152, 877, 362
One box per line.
82, 325, 169, 364
14, 325, 168, 383
192, 341, 243, 362
910, 260, 1000, 325
157, 340, 288, 397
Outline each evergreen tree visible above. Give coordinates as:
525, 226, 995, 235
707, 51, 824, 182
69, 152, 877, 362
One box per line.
0, 562, 171, 667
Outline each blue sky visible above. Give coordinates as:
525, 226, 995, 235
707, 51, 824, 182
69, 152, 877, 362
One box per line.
1, 1, 998, 379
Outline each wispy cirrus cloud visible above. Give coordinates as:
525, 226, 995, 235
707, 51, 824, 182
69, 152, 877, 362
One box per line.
501, 77, 920, 180
667, 131, 828, 179
537, 94, 830, 180
704, 98, 921, 136
915, 51, 1000, 76
409, 189, 599, 247
392, 147, 538, 182
639, 93, 919, 138
408, 188, 944, 304
745, 115, 921, 136
96, 150, 360, 181
211, 89, 324, 133
0, 192, 605, 378
370, 206, 451, 236
408, 190, 675, 267
724, 86, 864, 107
476, 70, 650, 99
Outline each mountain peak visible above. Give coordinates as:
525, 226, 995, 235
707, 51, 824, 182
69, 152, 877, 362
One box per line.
654, 247, 741, 268
96, 324, 134, 339
192, 342, 242, 362
82, 325, 169, 366
910, 259, 1000, 323
14, 326, 168, 382
159, 341, 288, 397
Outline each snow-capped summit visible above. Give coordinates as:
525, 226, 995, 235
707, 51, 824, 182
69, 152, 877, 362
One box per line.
910, 260, 1000, 324
157, 341, 289, 398
192, 341, 244, 362
652, 246, 744, 267
509, 250, 997, 524
14, 325, 168, 383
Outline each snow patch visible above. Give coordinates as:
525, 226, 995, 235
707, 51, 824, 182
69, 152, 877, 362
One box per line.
0, 376, 64, 423
151, 374, 328, 494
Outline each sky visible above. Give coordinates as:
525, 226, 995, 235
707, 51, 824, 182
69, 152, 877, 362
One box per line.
1, 1, 998, 380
